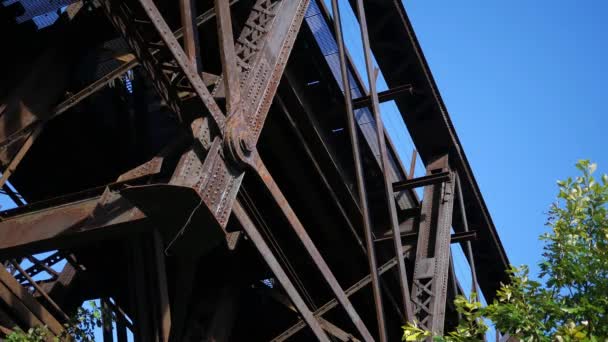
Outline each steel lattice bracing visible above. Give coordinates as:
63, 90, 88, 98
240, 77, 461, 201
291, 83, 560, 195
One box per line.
0, 0, 510, 341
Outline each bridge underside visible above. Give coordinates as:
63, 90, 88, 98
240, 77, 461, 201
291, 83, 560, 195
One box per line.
0, 0, 509, 341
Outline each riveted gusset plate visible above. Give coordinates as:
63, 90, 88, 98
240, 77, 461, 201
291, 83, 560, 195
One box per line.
181, 0, 310, 228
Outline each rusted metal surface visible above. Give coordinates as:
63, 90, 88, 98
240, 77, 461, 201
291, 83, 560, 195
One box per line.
374, 230, 477, 245
393, 171, 451, 192
0, 264, 64, 336
329, 0, 387, 338
0, 189, 149, 256
0, 0, 511, 340
233, 201, 330, 341
455, 173, 479, 294
273, 248, 410, 341
9, 260, 69, 322
179, 0, 202, 73
410, 155, 455, 333
352, 84, 414, 109
100, 0, 224, 126
158, 0, 311, 231
253, 153, 374, 342
409, 149, 418, 180
152, 230, 171, 342
13, 252, 63, 284
214, 0, 240, 115
345, 0, 510, 298
354, 0, 414, 326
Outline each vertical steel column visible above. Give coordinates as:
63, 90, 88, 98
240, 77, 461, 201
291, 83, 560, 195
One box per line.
353, 0, 414, 324
179, 0, 202, 72
152, 231, 171, 342
129, 240, 150, 342
447, 251, 462, 321
455, 174, 479, 295
329, 0, 387, 340
101, 299, 114, 342
116, 314, 128, 342
410, 156, 455, 333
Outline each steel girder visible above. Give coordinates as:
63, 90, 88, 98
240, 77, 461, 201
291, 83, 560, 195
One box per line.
0, 0, 507, 340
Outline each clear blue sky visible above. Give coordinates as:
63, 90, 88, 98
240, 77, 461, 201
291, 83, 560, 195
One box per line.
402, 0, 608, 277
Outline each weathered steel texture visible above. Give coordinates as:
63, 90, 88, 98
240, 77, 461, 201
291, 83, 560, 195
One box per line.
253, 153, 374, 342
0, 0, 512, 339
0, 190, 146, 257
374, 230, 477, 245
100, 0, 224, 127
56, 0, 236, 121
409, 149, 418, 180
455, 173, 479, 294
153, 0, 310, 230
101, 299, 114, 342
260, 284, 361, 341
233, 201, 331, 341
329, 0, 387, 338
393, 172, 451, 192
0, 264, 64, 336
345, 0, 509, 298
179, 0, 202, 72
13, 252, 64, 284
0, 1, 232, 190
152, 231, 171, 342
9, 260, 69, 322
272, 247, 410, 341
354, 0, 414, 326
352, 84, 414, 109
214, 0, 240, 114
410, 155, 455, 333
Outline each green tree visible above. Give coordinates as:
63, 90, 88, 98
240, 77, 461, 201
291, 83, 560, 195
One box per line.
5, 301, 105, 342
403, 160, 608, 341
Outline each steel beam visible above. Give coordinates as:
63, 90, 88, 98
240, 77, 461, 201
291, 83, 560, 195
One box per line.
253, 154, 374, 342
259, 285, 361, 342
152, 231, 171, 342
272, 248, 410, 341
179, 0, 202, 72
9, 261, 69, 322
101, 299, 114, 342
329, 0, 387, 338
455, 173, 479, 294
214, 0, 240, 114
393, 171, 451, 192
233, 201, 330, 341
0, 265, 64, 336
410, 155, 455, 333
0, 193, 147, 257
352, 84, 414, 109
374, 230, 477, 244
100, 0, 224, 127
169, 0, 311, 230
354, 0, 414, 326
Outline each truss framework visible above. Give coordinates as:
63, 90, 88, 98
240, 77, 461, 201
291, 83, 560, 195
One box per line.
0, 0, 509, 340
